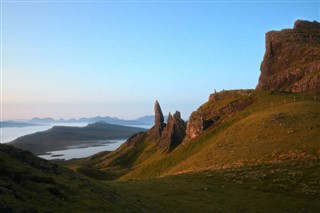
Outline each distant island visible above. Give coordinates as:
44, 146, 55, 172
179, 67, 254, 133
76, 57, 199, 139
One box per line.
9, 122, 146, 155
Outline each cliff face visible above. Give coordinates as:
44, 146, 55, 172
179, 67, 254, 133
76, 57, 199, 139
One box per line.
256, 20, 320, 95
185, 90, 255, 141
152, 102, 186, 151
65, 20, 320, 182
160, 111, 186, 151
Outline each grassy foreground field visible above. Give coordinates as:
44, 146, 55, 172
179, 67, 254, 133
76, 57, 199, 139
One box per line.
2, 90, 320, 212
106, 160, 320, 212
2, 142, 320, 212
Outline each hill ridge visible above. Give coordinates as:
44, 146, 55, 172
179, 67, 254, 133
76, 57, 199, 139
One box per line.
66, 20, 320, 180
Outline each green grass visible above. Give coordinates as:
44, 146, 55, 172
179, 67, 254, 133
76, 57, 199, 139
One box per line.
2, 89, 320, 212
109, 90, 319, 179
0, 144, 138, 212
63, 90, 320, 180
2, 143, 320, 212
106, 160, 320, 212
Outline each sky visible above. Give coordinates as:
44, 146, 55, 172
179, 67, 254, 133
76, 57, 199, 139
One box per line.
1, 0, 319, 120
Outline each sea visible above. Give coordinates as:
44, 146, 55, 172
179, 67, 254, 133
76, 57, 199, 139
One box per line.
0, 123, 151, 160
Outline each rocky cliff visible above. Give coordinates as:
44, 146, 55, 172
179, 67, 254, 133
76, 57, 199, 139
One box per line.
185, 19, 320, 141
65, 19, 320, 182
256, 20, 320, 94
185, 90, 255, 140
160, 111, 186, 151
152, 102, 186, 151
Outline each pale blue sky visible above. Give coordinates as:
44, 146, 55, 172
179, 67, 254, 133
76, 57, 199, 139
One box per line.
1, 1, 319, 120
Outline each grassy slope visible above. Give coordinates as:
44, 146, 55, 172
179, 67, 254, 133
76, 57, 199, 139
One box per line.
3, 90, 320, 212
109, 160, 320, 212
118, 90, 320, 179
0, 144, 143, 212
3, 142, 320, 212
64, 90, 319, 181
63, 131, 159, 180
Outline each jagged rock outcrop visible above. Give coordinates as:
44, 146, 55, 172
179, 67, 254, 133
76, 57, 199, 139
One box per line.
185, 90, 255, 140
256, 20, 320, 95
148, 101, 187, 151
153, 100, 166, 139
154, 100, 164, 124
160, 111, 186, 151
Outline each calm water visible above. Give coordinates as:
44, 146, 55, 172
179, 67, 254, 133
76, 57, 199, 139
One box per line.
0, 123, 88, 143
38, 139, 126, 160
0, 123, 152, 160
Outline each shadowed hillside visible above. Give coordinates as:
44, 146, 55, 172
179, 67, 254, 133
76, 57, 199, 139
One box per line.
0, 144, 138, 212
2, 144, 320, 212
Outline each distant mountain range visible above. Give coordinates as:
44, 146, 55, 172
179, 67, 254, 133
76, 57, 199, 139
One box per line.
28, 115, 162, 125
1, 115, 165, 128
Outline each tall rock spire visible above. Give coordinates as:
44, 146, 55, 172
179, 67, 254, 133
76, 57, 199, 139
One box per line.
154, 100, 164, 125
153, 100, 165, 139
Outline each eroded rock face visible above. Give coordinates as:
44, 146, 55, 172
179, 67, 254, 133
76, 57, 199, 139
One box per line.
148, 101, 187, 151
256, 20, 320, 95
160, 111, 186, 151
153, 100, 166, 139
154, 100, 164, 125
185, 90, 255, 140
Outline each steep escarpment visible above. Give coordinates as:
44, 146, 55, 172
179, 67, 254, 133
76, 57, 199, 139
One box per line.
65, 20, 320, 181
185, 90, 255, 140
256, 20, 320, 94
